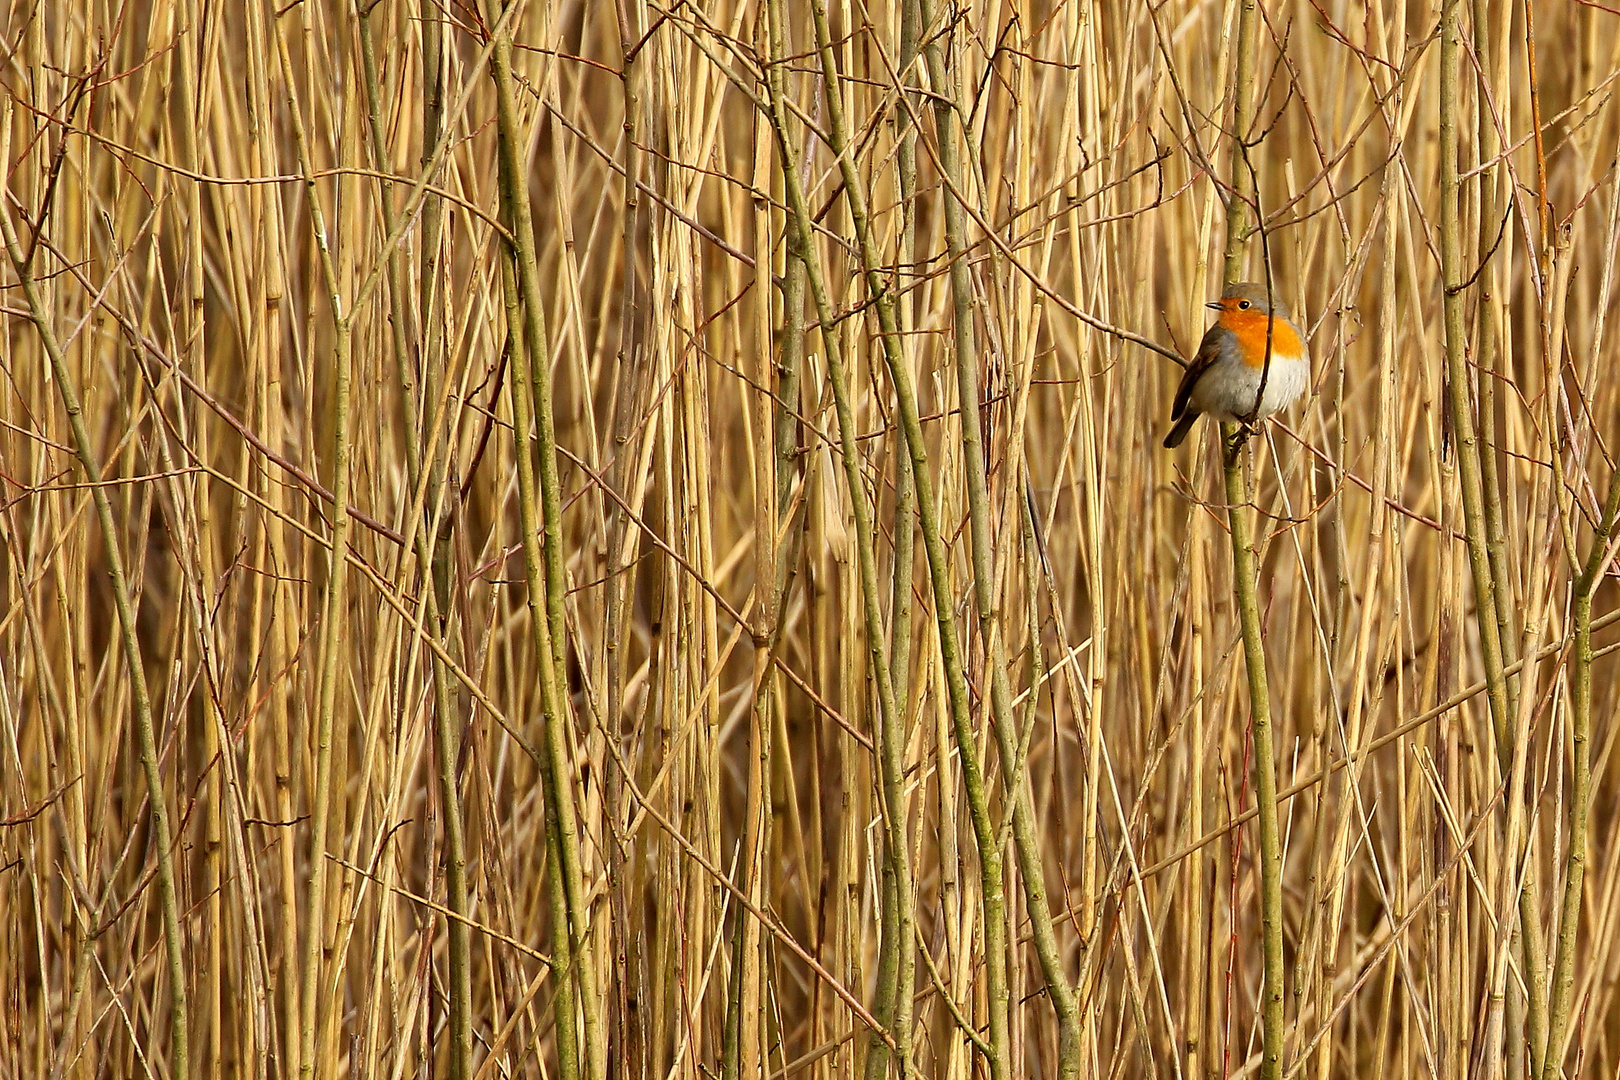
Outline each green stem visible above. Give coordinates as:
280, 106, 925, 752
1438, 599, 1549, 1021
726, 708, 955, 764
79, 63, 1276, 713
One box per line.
1220, 431, 1287, 1080
804, 2, 1008, 1074
488, 14, 605, 1078
912, 2, 1079, 1073
1544, 468, 1620, 1078
1218, 2, 1285, 1077
866, 7, 922, 1076
1439, 3, 1549, 1067
605, 3, 649, 1072
497, 228, 581, 1080
0, 198, 191, 1080
764, 1, 913, 1071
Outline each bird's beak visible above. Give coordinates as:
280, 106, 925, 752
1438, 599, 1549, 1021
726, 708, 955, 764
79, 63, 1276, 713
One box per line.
1206, 301, 1223, 310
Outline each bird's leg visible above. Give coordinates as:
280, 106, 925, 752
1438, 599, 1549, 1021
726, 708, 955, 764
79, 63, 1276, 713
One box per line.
1224, 423, 1254, 459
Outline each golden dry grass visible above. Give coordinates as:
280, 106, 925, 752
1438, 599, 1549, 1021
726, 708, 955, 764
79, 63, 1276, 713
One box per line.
3, 0, 1620, 1078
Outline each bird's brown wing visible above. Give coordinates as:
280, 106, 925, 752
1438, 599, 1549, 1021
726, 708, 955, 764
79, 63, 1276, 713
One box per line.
1170, 325, 1225, 421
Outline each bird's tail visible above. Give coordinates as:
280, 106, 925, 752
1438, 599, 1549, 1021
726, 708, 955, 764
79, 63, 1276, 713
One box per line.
1162, 412, 1199, 449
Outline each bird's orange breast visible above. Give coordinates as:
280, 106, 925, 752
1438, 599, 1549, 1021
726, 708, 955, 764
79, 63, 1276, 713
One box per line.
1219, 310, 1304, 368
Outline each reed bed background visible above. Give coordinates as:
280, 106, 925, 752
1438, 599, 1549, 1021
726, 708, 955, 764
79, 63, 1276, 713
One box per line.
5, 0, 1620, 1077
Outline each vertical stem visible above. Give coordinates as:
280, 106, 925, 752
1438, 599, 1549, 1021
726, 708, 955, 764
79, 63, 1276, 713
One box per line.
170, 13, 224, 1075
1216, 2, 1285, 1078
1440, 5, 1550, 1071
722, 51, 795, 1080
802, 2, 1007, 1074
271, 12, 357, 1075
912, 2, 1079, 1074
607, 2, 649, 1073
500, 238, 582, 1080
763, 1, 913, 1071
1464, 5, 1518, 1072
866, 8, 921, 1074
889, 0, 920, 731
488, 13, 604, 1077
1222, 0, 1259, 287
242, 10, 301, 1073
355, 10, 471, 1080
167, 16, 221, 1074
1219, 447, 1286, 1080
1473, 0, 1520, 726
0, 190, 191, 1080
296, 338, 354, 1080
1545, 471, 1620, 1077
1440, 3, 1510, 817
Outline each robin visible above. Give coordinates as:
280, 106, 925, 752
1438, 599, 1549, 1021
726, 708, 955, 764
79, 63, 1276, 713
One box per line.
1162, 282, 1309, 449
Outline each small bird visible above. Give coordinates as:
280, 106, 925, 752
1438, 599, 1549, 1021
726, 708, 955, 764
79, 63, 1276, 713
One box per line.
1163, 282, 1309, 449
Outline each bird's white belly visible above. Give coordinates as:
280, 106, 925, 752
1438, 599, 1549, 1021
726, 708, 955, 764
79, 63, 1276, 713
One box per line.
1191, 355, 1308, 422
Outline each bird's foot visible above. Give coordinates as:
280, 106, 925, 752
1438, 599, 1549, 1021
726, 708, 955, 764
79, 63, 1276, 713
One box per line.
1224, 423, 1256, 458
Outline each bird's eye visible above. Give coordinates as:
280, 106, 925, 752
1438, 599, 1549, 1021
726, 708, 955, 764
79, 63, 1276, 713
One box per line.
1238, 299, 1251, 310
